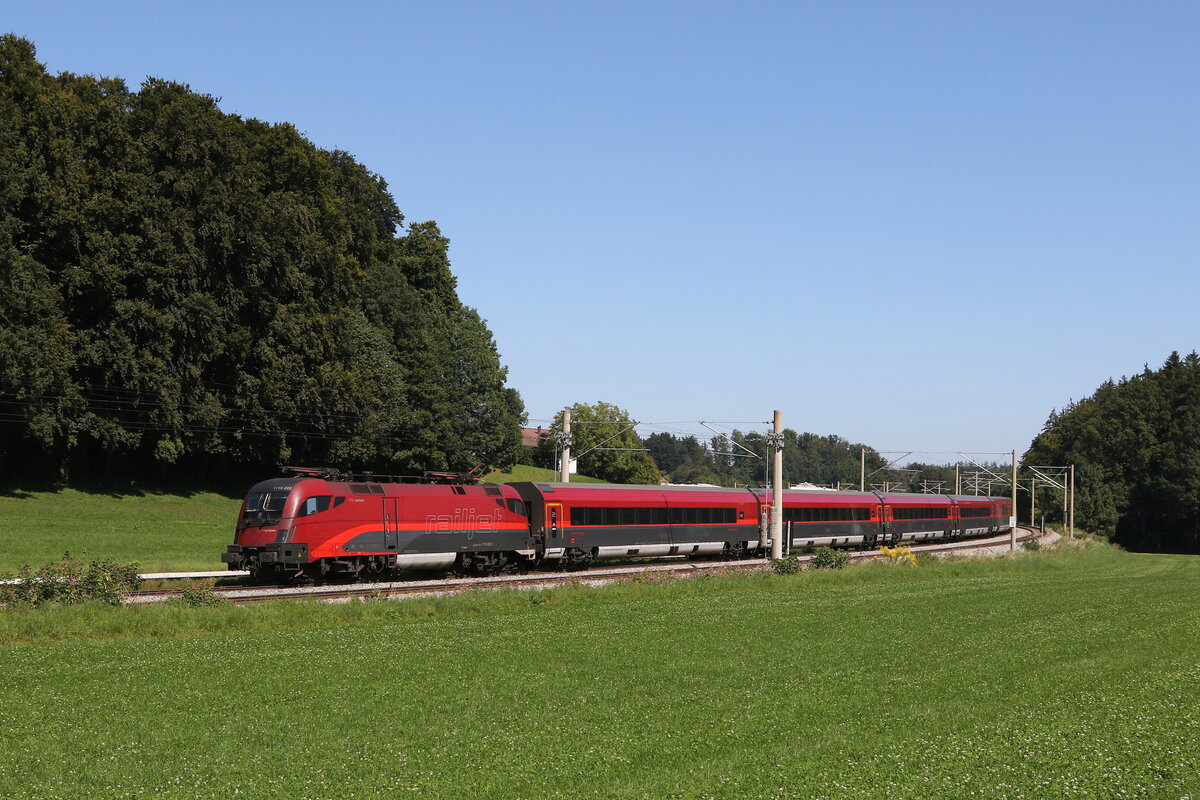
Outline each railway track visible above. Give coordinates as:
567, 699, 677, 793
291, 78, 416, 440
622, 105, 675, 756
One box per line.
126, 525, 1049, 606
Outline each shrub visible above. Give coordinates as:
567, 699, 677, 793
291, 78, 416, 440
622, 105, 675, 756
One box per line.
178, 584, 228, 607
810, 548, 851, 570
771, 555, 803, 574
1022, 536, 1042, 551
0, 553, 142, 607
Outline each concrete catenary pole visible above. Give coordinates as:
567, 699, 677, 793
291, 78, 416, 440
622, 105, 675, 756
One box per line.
559, 409, 572, 484
1062, 477, 1068, 536
1010, 449, 1018, 551
1069, 464, 1075, 538
955, 463, 960, 495
1030, 478, 1036, 531
770, 410, 784, 560
860, 447, 865, 492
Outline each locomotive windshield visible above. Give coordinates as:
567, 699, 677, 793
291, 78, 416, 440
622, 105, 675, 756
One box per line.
241, 490, 290, 526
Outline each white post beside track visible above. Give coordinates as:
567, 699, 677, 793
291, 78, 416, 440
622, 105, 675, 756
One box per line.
1010, 449, 1018, 552
559, 409, 572, 484
1069, 463, 1075, 538
770, 410, 784, 560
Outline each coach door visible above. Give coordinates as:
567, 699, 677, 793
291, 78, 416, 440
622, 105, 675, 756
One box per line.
383, 497, 399, 550
545, 502, 563, 539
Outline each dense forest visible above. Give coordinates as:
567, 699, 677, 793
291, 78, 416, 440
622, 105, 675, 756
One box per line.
1025, 351, 1200, 554
0, 36, 525, 489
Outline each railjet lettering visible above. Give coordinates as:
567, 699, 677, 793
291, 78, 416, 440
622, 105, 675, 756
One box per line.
425, 507, 502, 538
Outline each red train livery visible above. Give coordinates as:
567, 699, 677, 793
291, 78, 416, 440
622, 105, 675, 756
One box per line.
222, 469, 1013, 580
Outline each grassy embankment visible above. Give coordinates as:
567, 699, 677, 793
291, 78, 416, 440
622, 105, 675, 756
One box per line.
0, 468, 601, 574
0, 489, 240, 573
0, 541, 1197, 798
480, 464, 605, 483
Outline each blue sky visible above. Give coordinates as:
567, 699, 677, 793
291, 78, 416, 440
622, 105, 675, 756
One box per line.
6, 1, 1198, 461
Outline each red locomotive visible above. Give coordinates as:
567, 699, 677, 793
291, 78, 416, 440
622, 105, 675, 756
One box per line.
222, 467, 1013, 580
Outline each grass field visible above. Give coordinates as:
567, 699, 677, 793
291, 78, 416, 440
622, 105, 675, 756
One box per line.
0, 542, 1197, 798
481, 464, 604, 483
0, 489, 242, 574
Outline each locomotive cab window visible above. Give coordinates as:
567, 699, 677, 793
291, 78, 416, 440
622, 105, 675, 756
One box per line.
296, 496, 332, 517
243, 491, 287, 514
240, 490, 290, 525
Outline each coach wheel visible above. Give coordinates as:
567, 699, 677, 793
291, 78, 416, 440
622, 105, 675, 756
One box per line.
725, 541, 746, 561
563, 547, 592, 571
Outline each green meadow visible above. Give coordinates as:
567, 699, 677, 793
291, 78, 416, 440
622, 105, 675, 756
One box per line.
0, 489, 241, 573
0, 542, 1197, 799
481, 464, 605, 483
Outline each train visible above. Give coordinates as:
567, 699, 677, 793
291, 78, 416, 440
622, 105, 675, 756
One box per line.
221, 467, 1014, 581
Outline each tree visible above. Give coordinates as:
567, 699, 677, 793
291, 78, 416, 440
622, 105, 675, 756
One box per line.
0, 36, 526, 487
643, 433, 725, 485
1024, 351, 1200, 553
547, 402, 661, 484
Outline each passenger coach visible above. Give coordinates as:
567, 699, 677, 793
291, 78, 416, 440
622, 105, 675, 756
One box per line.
508, 482, 763, 567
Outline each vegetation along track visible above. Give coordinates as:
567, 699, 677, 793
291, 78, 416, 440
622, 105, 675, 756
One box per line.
126, 526, 1047, 606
